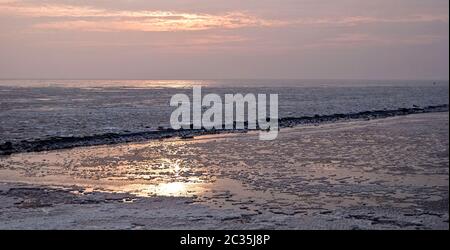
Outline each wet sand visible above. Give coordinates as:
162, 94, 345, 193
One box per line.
0, 112, 448, 229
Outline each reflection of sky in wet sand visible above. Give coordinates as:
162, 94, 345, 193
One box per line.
0, 113, 448, 213
0, 146, 214, 197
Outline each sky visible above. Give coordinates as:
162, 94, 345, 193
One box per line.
0, 0, 448, 80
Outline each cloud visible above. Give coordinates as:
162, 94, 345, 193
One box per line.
0, 2, 285, 31
40, 34, 250, 52
3, 1, 447, 33
32, 13, 284, 32
304, 33, 448, 49
292, 15, 448, 27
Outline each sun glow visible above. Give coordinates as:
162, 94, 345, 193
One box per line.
32, 13, 280, 32
156, 182, 188, 196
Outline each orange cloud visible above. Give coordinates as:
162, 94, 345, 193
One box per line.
0, 2, 284, 32
1, 1, 447, 32
33, 13, 283, 32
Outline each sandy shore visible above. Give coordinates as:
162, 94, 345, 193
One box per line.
0, 112, 448, 229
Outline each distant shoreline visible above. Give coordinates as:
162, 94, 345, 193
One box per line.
1, 104, 448, 156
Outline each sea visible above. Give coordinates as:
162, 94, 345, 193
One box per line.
0, 79, 448, 144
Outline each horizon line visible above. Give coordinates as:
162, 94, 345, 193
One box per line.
0, 78, 448, 82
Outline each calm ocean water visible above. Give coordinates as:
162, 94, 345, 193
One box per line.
0, 79, 448, 143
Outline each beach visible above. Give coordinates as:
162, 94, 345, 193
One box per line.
1, 1, 449, 242
0, 112, 448, 229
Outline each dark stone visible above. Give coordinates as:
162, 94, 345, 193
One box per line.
0, 141, 13, 151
